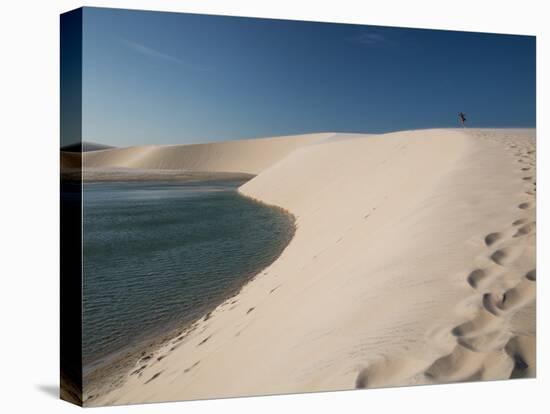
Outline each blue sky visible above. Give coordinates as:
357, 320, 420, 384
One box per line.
82, 7, 535, 147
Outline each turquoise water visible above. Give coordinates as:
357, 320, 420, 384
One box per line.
82, 180, 294, 369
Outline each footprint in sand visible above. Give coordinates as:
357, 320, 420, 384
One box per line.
497, 279, 536, 312
457, 327, 508, 353
505, 336, 535, 378
512, 218, 528, 226
467, 269, 488, 288
513, 222, 535, 238
490, 249, 509, 266
355, 369, 369, 388
482, 293, 503, 316
451, 308, 502, 338
525, 269, 536, 281
466, 265, 505, 290
490, 244, 527, 266
424, 345, 486, 383
518, 202, 534, 210
484, 233, 502, 247
355, 357, 427, 389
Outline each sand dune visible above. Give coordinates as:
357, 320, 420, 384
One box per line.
89, 128, 535, 406
83, 133, 334, 174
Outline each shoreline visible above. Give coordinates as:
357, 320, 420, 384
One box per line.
85, 129, 535, 406
83, 194, 297, 403
60, 166, 256, 183
82, 168, 255, 183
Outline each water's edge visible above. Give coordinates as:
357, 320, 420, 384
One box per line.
83, 184, 297, 401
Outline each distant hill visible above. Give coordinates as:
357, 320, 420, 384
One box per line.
62, 141, 115, 152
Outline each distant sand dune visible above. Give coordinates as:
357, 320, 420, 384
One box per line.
88, 128, 535, 406
83, 133, 334, 174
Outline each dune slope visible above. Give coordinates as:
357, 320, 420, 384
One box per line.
90, 128, 535, 406
83, 133, 334, 174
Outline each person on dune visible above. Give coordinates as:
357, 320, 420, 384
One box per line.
458, 112, 467, 128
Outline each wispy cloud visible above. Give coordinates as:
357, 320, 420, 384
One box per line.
120, 38, 210, 71
349, 29, 391, 47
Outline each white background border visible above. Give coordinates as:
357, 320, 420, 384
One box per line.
0, 1, 547, 413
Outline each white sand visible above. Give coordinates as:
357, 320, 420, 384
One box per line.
88, 128, 536, 406
83, 133, 334, 174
